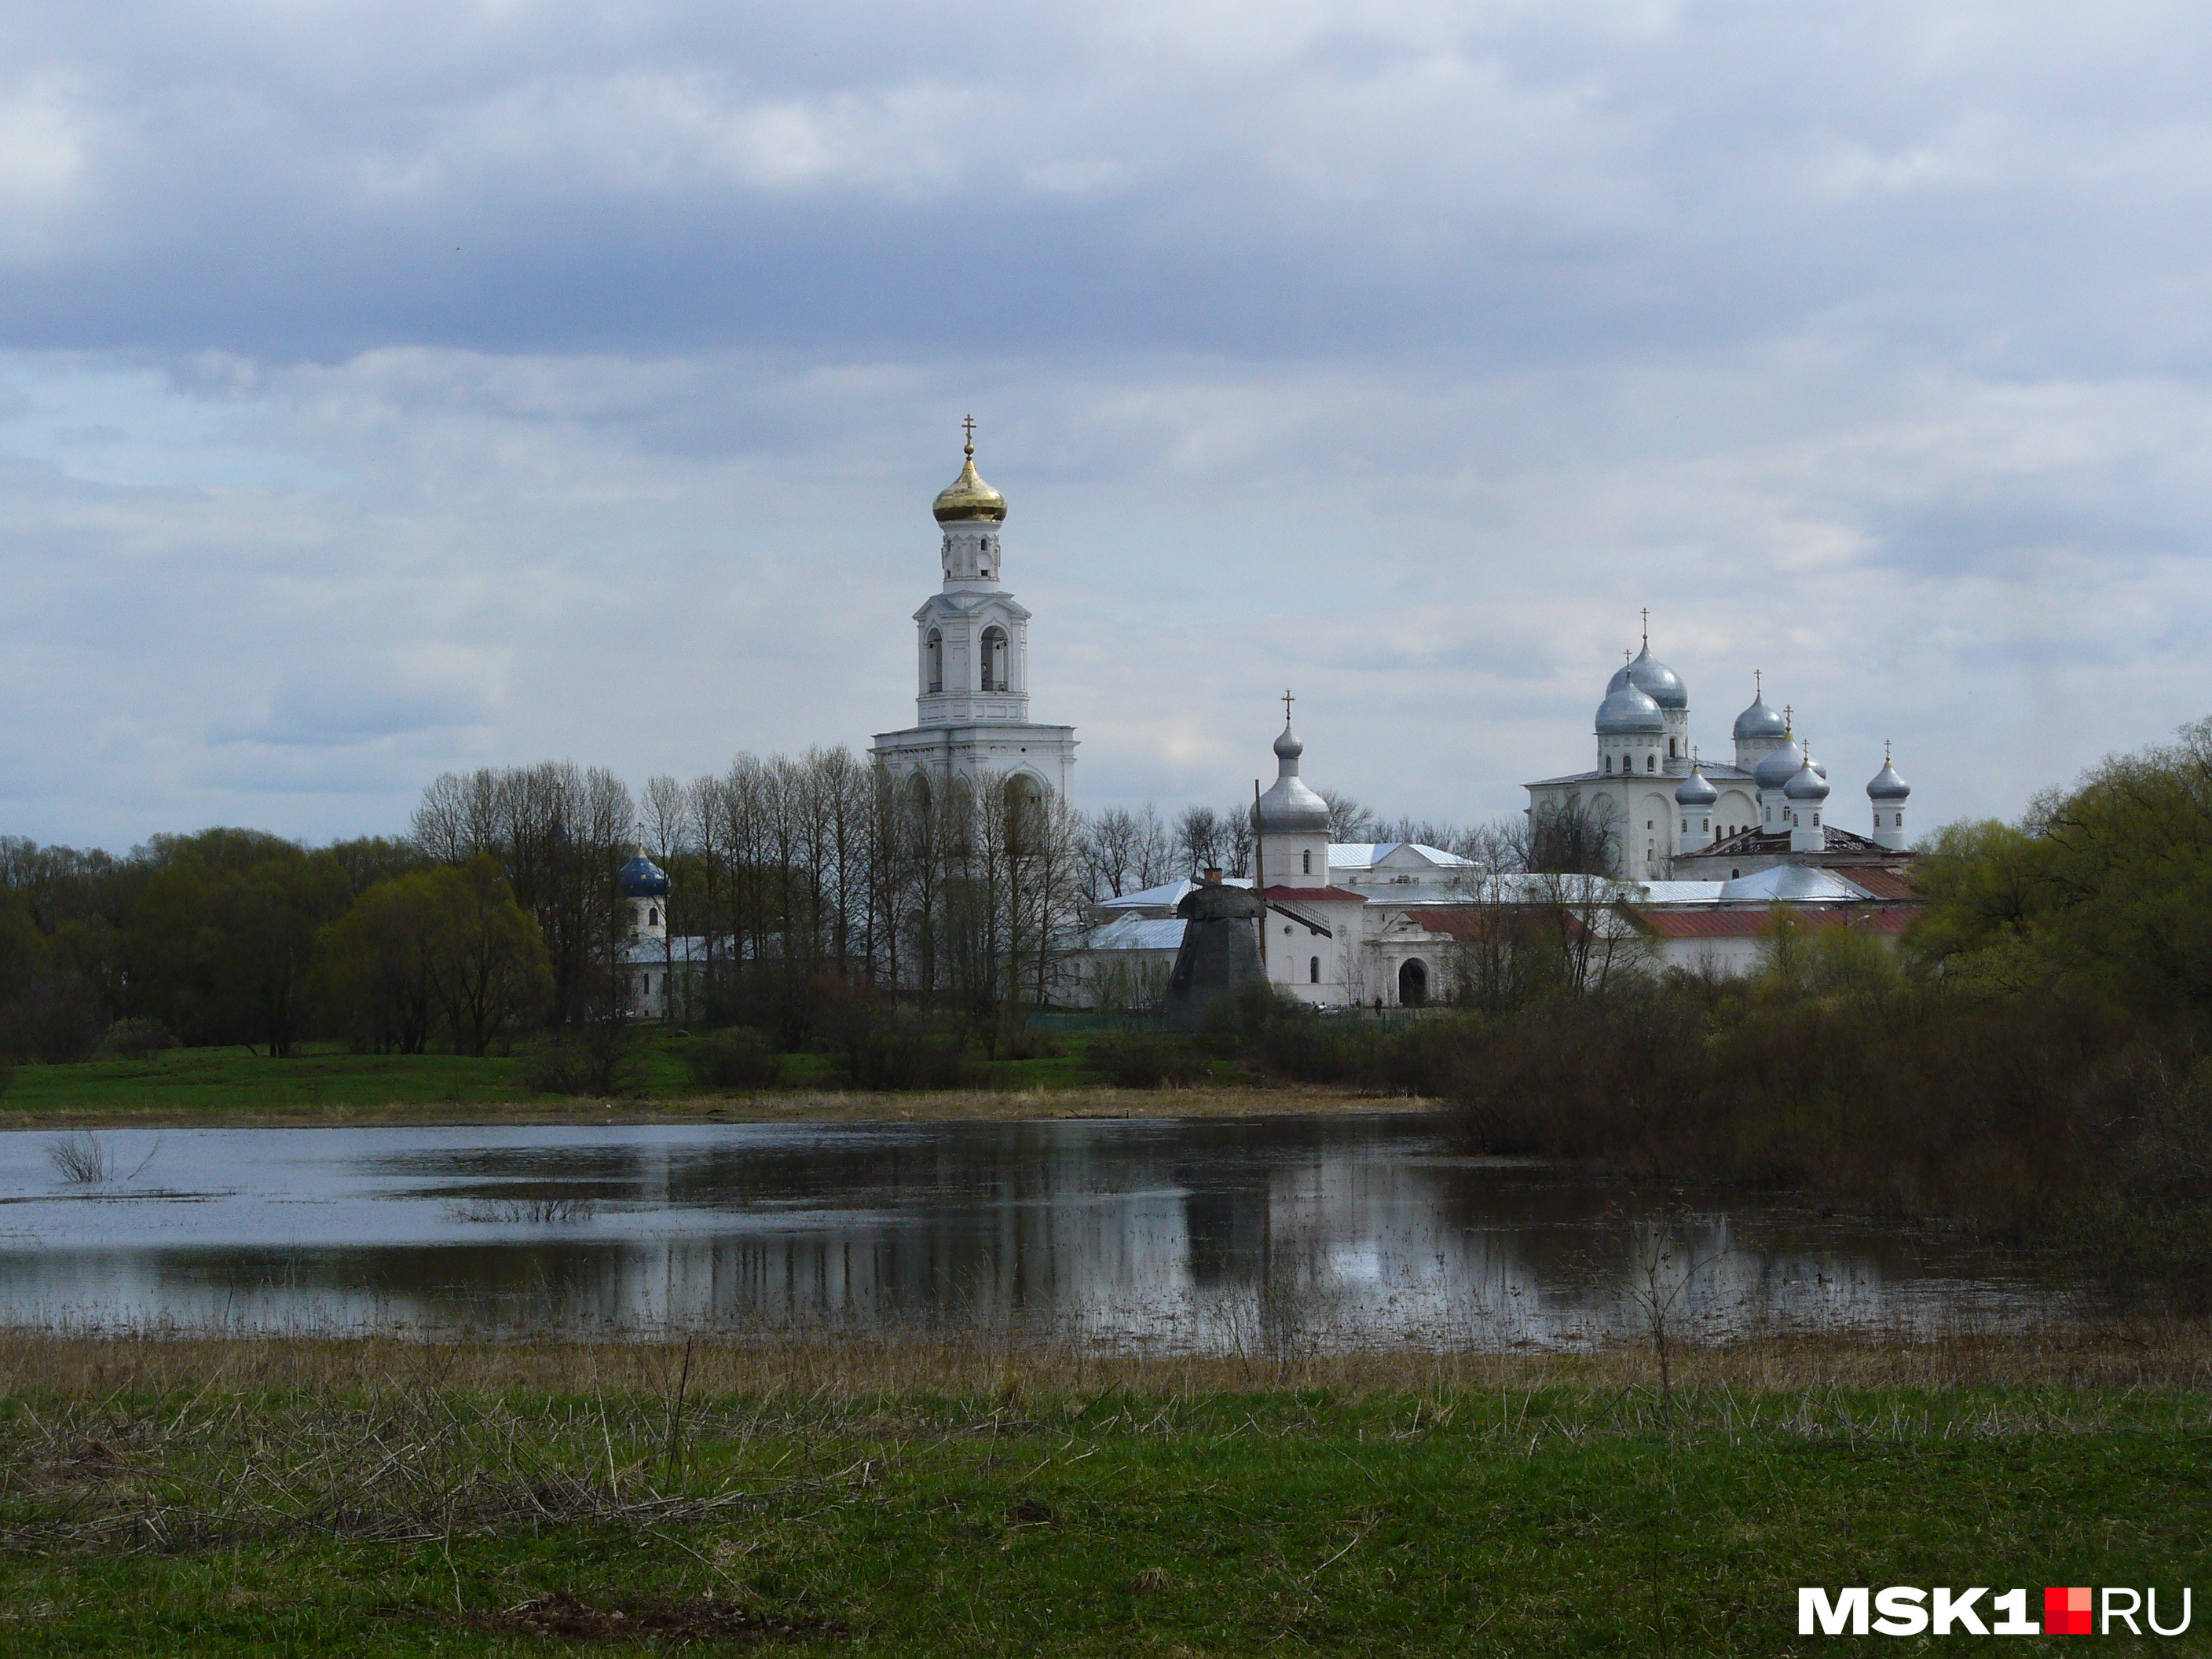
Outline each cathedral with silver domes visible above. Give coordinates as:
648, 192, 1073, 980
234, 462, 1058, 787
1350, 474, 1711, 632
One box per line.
1522, 626, 1914, 883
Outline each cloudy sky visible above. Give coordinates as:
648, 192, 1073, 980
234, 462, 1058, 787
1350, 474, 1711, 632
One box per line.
2, 0, 2210, 848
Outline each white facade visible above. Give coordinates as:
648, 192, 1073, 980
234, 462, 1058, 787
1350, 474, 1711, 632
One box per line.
871, 434, 1076, 801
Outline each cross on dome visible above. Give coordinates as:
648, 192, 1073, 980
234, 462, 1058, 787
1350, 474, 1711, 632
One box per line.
1282, 689, 1295, 723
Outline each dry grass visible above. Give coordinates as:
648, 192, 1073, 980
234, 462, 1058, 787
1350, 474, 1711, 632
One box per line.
2, 1083, 1426, 1131
5, 1321, 2211, 1402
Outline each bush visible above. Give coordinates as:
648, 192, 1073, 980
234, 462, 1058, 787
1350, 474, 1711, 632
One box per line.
98, 1018, 178, 1060
837, 1013, 979, 1091
685, 1027, 782, 1090
520, 1024, 648, 1098
0, 978, 105, 1064
1088, 1033, 1207, 1090
987, 1021, 1065, 1061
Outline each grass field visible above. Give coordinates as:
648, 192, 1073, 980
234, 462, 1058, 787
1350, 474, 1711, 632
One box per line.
1, 1331, 2207, 1655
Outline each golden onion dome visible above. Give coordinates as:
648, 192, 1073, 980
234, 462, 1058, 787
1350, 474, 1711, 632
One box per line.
932, 423, 1008, 523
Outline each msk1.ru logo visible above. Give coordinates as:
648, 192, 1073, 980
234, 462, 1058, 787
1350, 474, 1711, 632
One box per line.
1798, 1586, 2192, 1636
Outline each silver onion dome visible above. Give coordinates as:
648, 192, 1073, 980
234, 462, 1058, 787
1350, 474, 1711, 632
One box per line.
1675, 764, 1718, 806
1255, 718, 1331, 833
1785, 753, 1831, 800
1752, 737, 1805, 791
1623, 642, 1686, 711
1868, 749, 1910, 801
1595, 681, 1665, 735
1734, 691, 1788, 742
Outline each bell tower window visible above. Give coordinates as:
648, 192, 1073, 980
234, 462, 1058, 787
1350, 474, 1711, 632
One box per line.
980, 625, 1009, 692
926, 628, 943, 694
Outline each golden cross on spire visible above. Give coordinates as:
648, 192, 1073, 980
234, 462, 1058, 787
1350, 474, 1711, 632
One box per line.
1783, 703, 1793, 736
1640, 606, 1650, 646
961, 413, 976, 455
1282, 689, 1295, 723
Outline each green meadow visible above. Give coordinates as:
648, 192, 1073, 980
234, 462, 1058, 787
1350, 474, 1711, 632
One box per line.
2, 1335, 2207, 1657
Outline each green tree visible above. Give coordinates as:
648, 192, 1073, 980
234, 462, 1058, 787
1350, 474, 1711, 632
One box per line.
313, 877, 443, 1053
424, 855, 551, 1057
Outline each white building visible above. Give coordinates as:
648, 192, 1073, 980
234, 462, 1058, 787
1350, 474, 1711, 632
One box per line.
1065, 712, 1919, 1008
870, 424, 1076, 804
1522, 628, 1914, 883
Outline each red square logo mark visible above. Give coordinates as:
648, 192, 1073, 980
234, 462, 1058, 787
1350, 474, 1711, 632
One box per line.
2045, 1587, 2093, 1635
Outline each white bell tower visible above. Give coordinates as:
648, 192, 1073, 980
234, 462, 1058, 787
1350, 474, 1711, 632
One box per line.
872, 420, 1077, 800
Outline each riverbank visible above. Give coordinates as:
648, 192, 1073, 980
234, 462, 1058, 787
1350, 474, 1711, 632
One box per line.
0, 1037, 1441, 1129
2, 1331, 2207, 1656
0, 1081, 1422, 1130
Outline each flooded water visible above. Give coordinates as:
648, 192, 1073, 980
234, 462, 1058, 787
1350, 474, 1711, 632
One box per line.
0, 1115, 2071, 1348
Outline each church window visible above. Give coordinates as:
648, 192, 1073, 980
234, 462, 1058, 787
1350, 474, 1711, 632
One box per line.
925, 628, 943, 693
1309, 957, 1320, 983
644, 975, 653, 994
1646, 753, 1656, 772
1302, 850, 1311, 874
1669, 738, 1677, 758
980, 625, 1009, 691
648, 907, 658, 927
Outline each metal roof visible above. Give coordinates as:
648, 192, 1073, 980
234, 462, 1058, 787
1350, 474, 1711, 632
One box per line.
1078, 915, 1187, 951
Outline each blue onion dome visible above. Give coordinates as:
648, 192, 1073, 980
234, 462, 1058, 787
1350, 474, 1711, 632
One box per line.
1734, 690, 1789, 742
1256, 717, 1331, 833
617, 849, 669, 899
1785, 751, 1831, 801
1595, 681, 1665, 735
1753, 736, 1805, 791
1624, 642, 1687, 711
1868, 745, 1910, 801
1675, 764, 1718, 807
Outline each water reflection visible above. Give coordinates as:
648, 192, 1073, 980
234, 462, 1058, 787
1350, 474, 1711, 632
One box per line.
0, 1116, 2060, 1347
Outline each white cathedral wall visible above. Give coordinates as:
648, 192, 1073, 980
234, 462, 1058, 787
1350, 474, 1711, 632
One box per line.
1712, 788, 1758, 840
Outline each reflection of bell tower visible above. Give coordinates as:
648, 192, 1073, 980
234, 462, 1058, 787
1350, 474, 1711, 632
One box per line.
872, 419, 1077, 799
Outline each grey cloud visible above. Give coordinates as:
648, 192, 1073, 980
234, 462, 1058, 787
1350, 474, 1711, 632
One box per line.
0, 5, 2210, 844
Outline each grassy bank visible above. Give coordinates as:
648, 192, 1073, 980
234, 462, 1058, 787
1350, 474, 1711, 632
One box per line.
0, 1036, 1350, 1127
2, 1331, 2209, 1655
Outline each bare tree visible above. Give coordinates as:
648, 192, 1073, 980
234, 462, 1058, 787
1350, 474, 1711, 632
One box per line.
1131, 804, 1174, 889
1320, 789, 1376, 842
1086, 806, 1140, 898
1219, 803, 1254, 878
1526, 794, 1620, 877
1175, 805, 1223, 877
